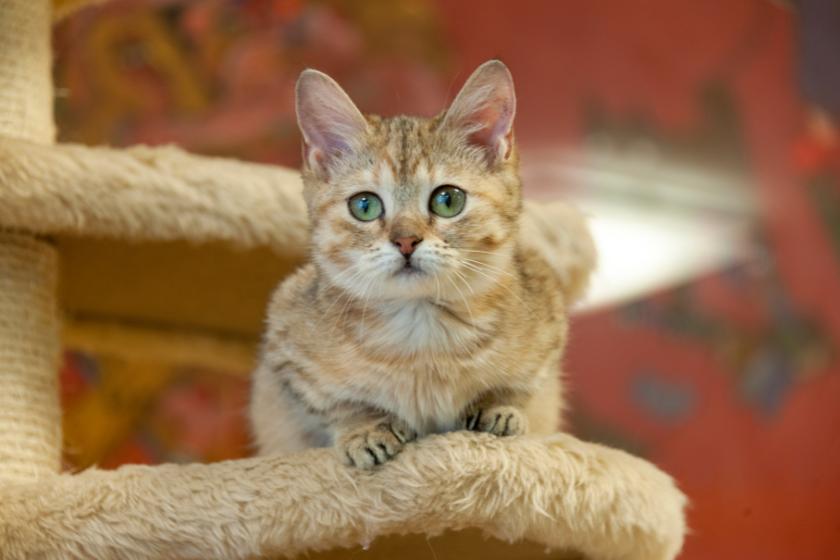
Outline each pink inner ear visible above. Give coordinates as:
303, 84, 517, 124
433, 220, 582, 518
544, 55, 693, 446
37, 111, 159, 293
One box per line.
467, 96, 515, 158
296, 70, 367, 171
298, 99, 361, 158
443, 61, 517, 161
301, 140, 326, 169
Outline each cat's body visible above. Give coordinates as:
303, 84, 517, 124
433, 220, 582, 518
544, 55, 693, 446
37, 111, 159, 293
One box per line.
250, 61, 580, 468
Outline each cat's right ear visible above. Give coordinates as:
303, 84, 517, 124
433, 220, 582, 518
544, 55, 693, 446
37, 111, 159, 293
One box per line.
441, 60, 516, 165
296, 69, 368, 178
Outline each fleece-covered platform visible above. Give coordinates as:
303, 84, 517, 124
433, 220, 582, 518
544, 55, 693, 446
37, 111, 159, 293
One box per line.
0, 433, 686, 560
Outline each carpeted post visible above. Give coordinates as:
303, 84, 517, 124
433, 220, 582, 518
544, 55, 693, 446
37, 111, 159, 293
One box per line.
0, 234, 61, 482
0, 0, 62, 482
0, 0, 55, 144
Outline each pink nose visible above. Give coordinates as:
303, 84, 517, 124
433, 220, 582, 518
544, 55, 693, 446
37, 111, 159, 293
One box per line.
393, 236, 421, 256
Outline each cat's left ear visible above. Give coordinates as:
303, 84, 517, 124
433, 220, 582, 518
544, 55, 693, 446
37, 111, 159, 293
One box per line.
296, 69, 368, 177
442, 60, 516, 164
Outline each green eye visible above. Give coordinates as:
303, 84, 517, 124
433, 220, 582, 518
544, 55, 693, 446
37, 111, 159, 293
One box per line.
348, 192, 384, 221
430, 185, 466, 218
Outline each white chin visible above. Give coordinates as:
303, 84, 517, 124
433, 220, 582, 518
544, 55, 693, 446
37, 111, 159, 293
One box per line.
393, 265, 424, 279
385, 268, 436, 297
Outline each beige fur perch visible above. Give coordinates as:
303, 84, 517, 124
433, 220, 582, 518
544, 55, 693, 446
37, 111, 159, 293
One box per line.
0, 138, 593, 280
0, 137, 596, 300
0, 432, 686, 560
0, 137, 309, 253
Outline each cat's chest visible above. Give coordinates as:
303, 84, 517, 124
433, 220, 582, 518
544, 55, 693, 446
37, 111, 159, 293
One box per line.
329, 299, 499, 431
365, 299, 471, 354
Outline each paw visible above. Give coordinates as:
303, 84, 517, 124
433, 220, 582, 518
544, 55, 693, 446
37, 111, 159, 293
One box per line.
337, 419, 417, 469
464, 405, 527, 437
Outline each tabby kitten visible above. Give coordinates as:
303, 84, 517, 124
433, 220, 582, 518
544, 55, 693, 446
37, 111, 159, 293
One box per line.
250, 60, 571, 469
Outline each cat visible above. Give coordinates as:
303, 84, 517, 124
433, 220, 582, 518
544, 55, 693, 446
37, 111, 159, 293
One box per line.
250, 60, 584, 469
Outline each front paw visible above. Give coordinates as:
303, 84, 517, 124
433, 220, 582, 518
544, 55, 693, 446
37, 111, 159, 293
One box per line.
337, 420, 417, 469
464, 405, 527, 437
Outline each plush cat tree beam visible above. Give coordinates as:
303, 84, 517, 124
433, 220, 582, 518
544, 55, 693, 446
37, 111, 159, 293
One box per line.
0, 137, 590, 299
0, 0, 687, 558
0, 138, 309, 253
0, 433, 686, 560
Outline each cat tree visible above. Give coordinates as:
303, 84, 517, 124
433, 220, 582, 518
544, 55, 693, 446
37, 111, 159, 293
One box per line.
0, 1, 687, 558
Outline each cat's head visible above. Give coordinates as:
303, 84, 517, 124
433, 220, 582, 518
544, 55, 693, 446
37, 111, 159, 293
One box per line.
296, 60, 522, 301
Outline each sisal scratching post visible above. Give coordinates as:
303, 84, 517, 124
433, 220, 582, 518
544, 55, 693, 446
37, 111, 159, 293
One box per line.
0, 0, 61, 482
0, 234, 61, 482
0, 0, 55, 144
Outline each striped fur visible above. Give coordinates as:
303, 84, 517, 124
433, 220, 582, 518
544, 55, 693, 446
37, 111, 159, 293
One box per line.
251, 61, 571, 469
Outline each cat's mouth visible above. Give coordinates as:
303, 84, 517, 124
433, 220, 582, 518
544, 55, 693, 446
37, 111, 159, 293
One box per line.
394, 260, 424, 277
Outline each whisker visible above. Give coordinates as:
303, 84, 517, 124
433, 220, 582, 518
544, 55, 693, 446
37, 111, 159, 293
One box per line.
322, 269, 368, 339
331, 291, 356, 341
359, 275, 380, 340
307, 268, 365, 336
445, 273, 477, 338
309, 267, 352, 304
450, 248, 518, 262
456, 257, 518, 280
450, 267, 475, 296
451, 248, 506, 256
456, 260, 543, 326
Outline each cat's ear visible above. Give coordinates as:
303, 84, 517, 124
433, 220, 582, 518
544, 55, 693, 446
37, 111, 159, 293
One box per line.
442, 60, 516, 163
296, 69, 368, 176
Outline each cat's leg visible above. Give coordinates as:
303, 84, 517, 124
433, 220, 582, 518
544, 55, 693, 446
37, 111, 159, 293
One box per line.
250, 361, 330, 454
522, 363, 564, 434
335, 412, 417, 469
460, 393, 529, 437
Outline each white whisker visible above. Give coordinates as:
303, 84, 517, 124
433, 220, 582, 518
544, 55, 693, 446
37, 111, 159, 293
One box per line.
359, 275, 380, 340
323, 268, 369, 340
457, 256, 518, 280
452, 248, 506, 256
445, 273, 476, 339
308, 267, 365, 336
456, 259, 543, 326
450, 267, 475, 296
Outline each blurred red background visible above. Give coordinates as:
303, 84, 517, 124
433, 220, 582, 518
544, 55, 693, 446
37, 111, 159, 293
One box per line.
54, 1, 840, 558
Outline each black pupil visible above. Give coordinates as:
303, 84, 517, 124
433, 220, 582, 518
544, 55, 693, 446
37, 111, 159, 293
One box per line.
439, 191, 451, 208
359, 198, 369, 213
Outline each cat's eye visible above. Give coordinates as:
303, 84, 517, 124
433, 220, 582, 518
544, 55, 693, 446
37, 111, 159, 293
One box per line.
430, 185, 466, 218
348, 192, 384, 221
